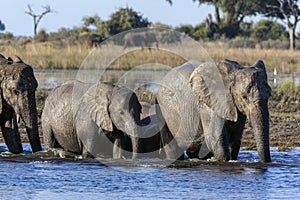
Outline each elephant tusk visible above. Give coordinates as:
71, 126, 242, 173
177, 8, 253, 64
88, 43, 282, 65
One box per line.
16, 114, 21, 124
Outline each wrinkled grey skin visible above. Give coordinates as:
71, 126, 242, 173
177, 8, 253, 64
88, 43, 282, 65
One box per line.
157, 59, 271, 162
121, 102, 162, 158
42, 81, 143, 159
123, 32, 158, 49
0, 54, 42, 153
140, 113, 163, 158
156, 61, 201, 160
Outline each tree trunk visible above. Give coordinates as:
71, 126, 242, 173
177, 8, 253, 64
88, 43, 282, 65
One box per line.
34, 23, 37, 38
214, 5, 221, 24
289, 26, 296, 50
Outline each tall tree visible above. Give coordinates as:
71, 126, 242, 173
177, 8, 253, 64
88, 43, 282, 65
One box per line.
0, 20, 5, 31
107, 7, 150, 35
264, 0, 300, 50
25, 5, 53, 37
166, 0, 264, 38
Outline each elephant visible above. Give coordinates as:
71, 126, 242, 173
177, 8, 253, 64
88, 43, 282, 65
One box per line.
140, 110, 163, 158
42, 80, 143, 159
0, 54, 42, 153
123, 31, 158, 49
156, 59, 272, 162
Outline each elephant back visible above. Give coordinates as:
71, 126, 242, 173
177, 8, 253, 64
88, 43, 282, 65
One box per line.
157, 61, 203, 150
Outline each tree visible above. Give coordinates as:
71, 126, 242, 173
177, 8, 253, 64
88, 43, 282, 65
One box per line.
252, 20, 287, 41
0, 20, 5, 31
175, 24, 195, 37
82, 15, 110, 39
25, 5, 53, 37
166, 0, 264, 38
107, 7, 150, 35
263, 0, 300, 50
197, 0, 266, 38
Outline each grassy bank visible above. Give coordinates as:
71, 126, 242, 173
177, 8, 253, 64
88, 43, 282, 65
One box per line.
1, 41, 300, 73
1, 42, 90, 69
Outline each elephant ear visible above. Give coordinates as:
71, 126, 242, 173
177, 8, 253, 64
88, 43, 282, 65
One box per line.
190, 60, 238, 122
82, 84, 114, 132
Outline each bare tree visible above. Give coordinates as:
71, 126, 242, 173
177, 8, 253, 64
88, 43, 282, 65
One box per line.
25, 5, 53, 37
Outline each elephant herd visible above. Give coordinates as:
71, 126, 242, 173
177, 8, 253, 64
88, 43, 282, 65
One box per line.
0, 54, 272, 163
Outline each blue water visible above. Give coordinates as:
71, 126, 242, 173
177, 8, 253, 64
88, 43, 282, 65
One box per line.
0, 144, 299, 200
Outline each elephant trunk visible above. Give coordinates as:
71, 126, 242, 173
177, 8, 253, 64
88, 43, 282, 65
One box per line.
131, 125, 142, 159
20, 90, 42, 153
126, 122, 143, 159
249, 100, 271, 163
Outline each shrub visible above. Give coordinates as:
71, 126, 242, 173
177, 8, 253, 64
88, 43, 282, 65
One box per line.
228, 37, 256, 48
277, 79, 298, 96
259, 39, 289, 49
36, 29, 48, 42
252, 20, 287, 42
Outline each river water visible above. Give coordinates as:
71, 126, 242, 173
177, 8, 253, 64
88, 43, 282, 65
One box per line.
1, 70, 297, 199
34, 69, 300, 89
0, 144, 299, 200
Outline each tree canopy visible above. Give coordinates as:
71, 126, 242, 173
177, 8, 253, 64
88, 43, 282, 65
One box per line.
166, 0, 300, 48
0, 20, 5, 31
108, 7, 150, 35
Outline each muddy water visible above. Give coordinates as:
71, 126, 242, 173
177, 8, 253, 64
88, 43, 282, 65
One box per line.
0, 144, 299, 199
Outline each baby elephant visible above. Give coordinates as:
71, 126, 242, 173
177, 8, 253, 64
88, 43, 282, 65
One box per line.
42, 80, 143, 159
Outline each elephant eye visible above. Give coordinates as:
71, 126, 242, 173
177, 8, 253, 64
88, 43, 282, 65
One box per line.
119, 111, 124, 115
246, 82, 254, 94
13, 89, 20, 95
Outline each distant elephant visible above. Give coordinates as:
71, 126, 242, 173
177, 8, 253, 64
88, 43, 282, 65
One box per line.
42, 80, 143, 159
123, 31, 158, 49
157, 59, 272, 162
0, 54, 42, 153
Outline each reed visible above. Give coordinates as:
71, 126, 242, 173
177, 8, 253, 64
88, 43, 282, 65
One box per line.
1, 42, 90, 69
203, 42, 300, 73
1, 41, 299, 73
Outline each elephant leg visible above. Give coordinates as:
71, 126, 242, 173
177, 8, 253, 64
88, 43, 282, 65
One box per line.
160, 123, 184, 160
82, 146, 93, 159
227, 115, 246, 160
198, 141, 214, 160
201, 112, 231, 161
42, 124, 56, 150
1, 119, 23, 153
113, 138, 122, 159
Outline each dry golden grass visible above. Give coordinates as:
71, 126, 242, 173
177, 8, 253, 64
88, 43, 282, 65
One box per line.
0, 41, 299, 73
0, 42, 90, 69
109, 48, 187, 69
203, 42, 300, 73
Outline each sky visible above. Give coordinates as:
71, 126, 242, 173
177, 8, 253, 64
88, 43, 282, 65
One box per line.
0, 0, 262, 37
